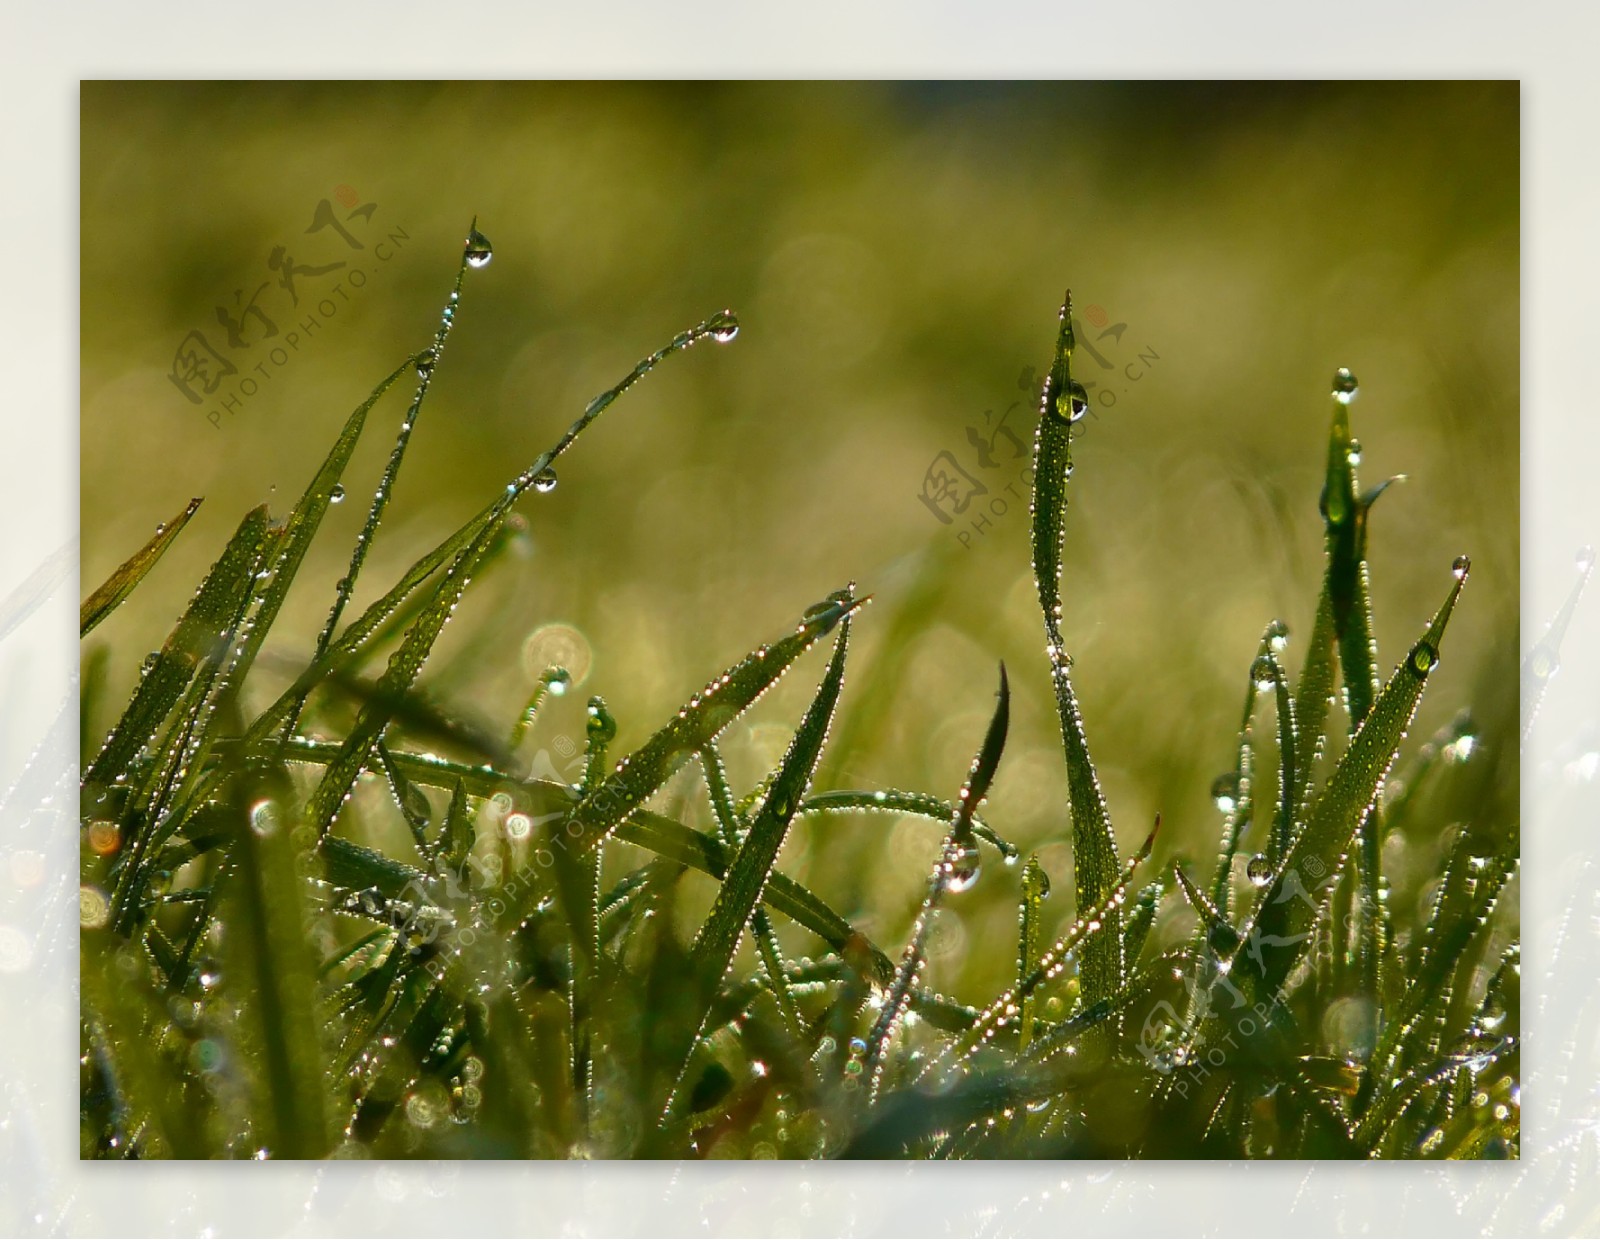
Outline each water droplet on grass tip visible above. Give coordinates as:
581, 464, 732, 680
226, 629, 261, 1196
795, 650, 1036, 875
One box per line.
1451, 555, 1471, 582
1332, 368, 1359, 404
1247, 854, 1272, 886
586, 697, 617, 745
416, 350, 436, 378
708, 310, 740, 343
544, 666, 571, 696
1054, 379, 1090, 424
945, 839, 982, 893
533, 468, 558, 494
1250, 654, 1277, 691
464, 228, 493, 268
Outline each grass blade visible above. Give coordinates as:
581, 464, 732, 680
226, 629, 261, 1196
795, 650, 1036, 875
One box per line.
864, 663, 1009, 1100
304, 310, 741, 843
79, 499, 202, 638
665, 594, 858, 1122
1237, 561, 1467, 998
1029, 292, 1124, 1016
565, 587, 866, 854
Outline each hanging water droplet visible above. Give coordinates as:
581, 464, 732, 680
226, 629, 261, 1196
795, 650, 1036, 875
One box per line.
1452, 554, 1471, 582
945, 838, 982, 893
464, 228, 493, 268
1577, 545, 1596, 573
544, 666, 572, 696
1332, 368, 1359, 404
416, 350, 436, 378
1265, 619, 1289, 653
1053, 379, 1090, 424
1250, 654, 1277, 692
1347, 438, 1363, 466
1211, 771, 1242, 814
1247, 854, 1272, 886
1410, 640, 1439, 677
707, 310, 740, 343
532, 468, 558, 494
329, 484, 345, 504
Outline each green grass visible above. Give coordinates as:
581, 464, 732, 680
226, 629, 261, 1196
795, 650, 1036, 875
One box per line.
79, 226, 1518, 1159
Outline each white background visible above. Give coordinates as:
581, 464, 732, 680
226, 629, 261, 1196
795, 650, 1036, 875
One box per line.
5, 3, 1596, 1234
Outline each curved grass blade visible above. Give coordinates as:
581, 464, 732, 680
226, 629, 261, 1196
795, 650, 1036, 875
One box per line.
1030, 292, 1123, 1016
864, 663, 1009, 1102
79, 500, 202, 638
797, 788, 1015, 861
564, 587, 866, 855
1237, 563, 1467, 999
663, 598, 857, 1123
304, 310, 742, 843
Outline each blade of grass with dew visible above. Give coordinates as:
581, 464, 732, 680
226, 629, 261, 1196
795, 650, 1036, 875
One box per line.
1029, 292, 1123, 1015
864, 663, 1009, 1103
1235, 562, 1467, 999
85, 505, 272, 790
1017, 853, 1049, 1049
618, 811, 890, 974
217, 763, 332, 1158
920, 822, 1158, 1083
701, 740, 804, 1040
664, 597, 857, 1124
299, 225, 484, 687
1208, 621, 1286, 916
797, 788, 1016, 862
303, 309, 742, 843
564, 586, 864, 855
79, 499, 202, 638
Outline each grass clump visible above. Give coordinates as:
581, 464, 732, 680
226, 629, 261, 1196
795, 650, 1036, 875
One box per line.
79, 225, 1517, 1159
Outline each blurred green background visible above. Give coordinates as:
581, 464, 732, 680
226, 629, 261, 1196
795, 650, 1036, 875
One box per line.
81, 82, 1518, 993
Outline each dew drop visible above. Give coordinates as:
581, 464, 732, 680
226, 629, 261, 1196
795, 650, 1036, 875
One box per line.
1250, 654, 1277, 692
1347, 438, 1363, 466
1211, 771, 1242, 814
1410, 640, 1439, 677
1265, 619, 1289, 653
1578, 545, 1596, 573
329, 484, 345, 504
945, 839, 982, 893
586, 696, 617, 746
1054, 379, 1090, 424
416, 350, 436, 378
1332, 367, 1359, 404
544, 666, 572, 696
1247, 854, 1272, 887
1452, 554, 1471, 582
464, 228, 493, 268
533, 468, 558, 494
707, 310, 740, 343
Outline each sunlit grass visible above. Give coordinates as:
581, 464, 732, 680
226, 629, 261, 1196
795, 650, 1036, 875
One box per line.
79, 229, 1517, 1160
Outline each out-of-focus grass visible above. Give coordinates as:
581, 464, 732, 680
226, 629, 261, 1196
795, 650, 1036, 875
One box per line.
80, 80, 1517, 1018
